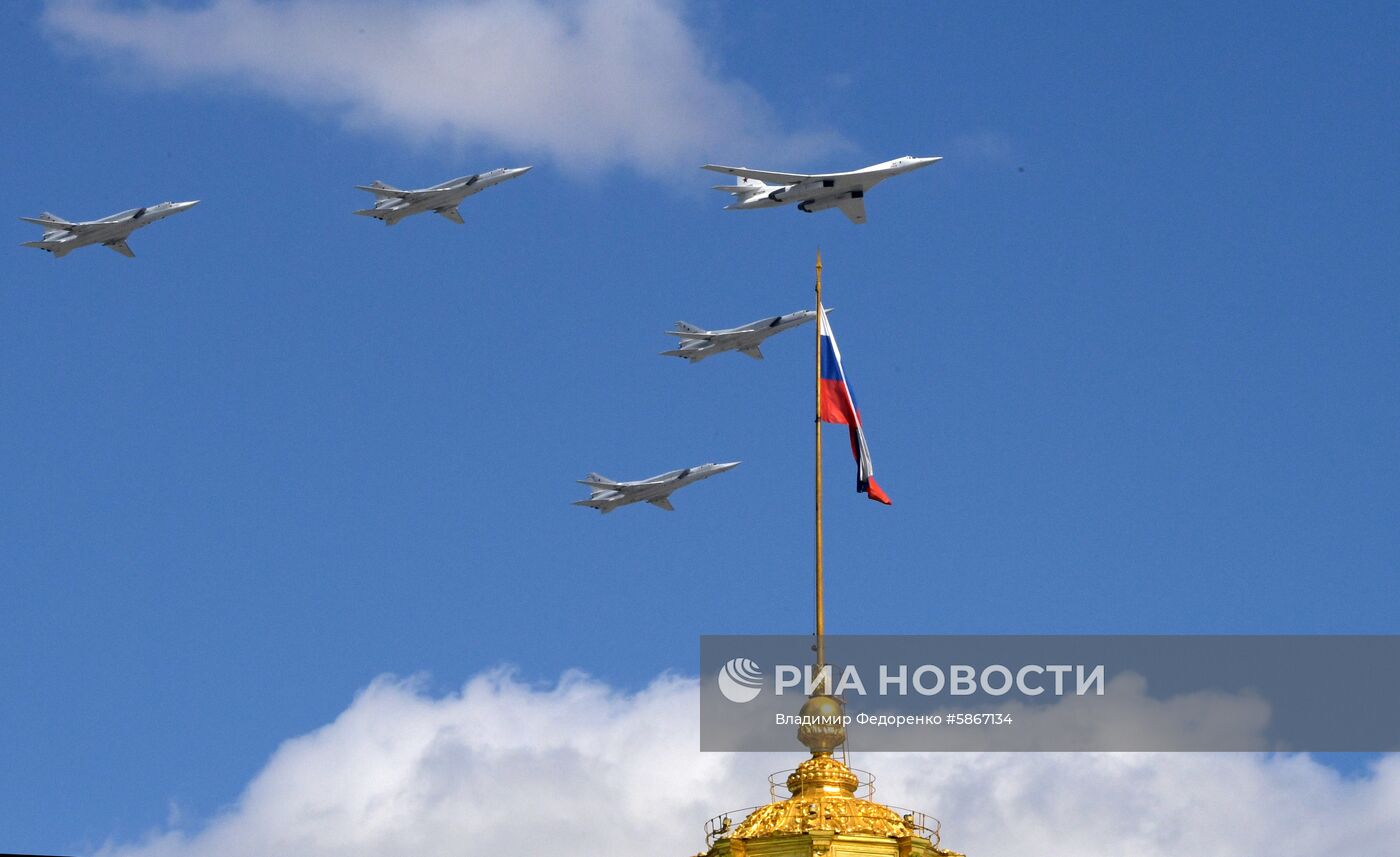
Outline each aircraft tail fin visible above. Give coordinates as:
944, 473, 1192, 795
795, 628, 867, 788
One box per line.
672, 320, 705, 334
20, 212, 73, 228
22, 240, 73, 257
712, 177, 767, 196
660, 348, 701, 361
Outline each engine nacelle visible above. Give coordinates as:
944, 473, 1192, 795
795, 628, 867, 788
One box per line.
797, 189, 862, 213
783, 178, 834, 199
797, 196, 843, 214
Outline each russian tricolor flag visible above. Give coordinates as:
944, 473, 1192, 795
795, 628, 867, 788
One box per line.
818, 305, 891, 505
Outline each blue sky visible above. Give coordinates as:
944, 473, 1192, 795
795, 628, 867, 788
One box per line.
2, 1, 1397, 853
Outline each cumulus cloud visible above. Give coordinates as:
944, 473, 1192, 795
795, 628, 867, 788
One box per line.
95, 669, 1400, 857
41, 0, 842, 177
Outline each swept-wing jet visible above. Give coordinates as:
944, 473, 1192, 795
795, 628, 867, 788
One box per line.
20, 201, 200, 258
661, 309, 820, 362
703, 155, 941, 224
573, 461, 740, 513
353, 167, 532, 225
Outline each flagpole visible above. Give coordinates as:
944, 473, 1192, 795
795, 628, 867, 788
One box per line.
814, 249, 825, 683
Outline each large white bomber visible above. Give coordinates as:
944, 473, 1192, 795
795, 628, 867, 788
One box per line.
661, 309, 819, 362
703, 156, 941, 224
573, 462, 740, 513
21, 201, 199, 258
353, 167, 532, 225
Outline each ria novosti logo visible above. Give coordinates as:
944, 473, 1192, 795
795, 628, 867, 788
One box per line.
713, 657, 1107, 703
717, 657, 764, 703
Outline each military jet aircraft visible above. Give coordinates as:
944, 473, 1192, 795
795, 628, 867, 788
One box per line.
661, 309, 820, 362
703, 155, 941, 224
353, 167, 532, 225
20, 201, 200, 258
573, 461, 740, 513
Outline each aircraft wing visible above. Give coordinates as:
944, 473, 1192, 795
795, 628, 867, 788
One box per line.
104, 239, 135, 258
434, 206, 464, 224
396, 188, 445, 201
354, 184, 440, 202
577, 477, 620, 489
702, 164, 844, 184
664, 327, 765, 341
580, 479, 654, 493
354, 183, 412, 199
31, 219, 103, 235
20, 216, 74, 229
647, 497, 675, 511
838, 195, 867, 225
624, 478, 673, 490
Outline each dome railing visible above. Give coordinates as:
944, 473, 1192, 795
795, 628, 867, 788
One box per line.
886, 805, 942, 846
703, 803, 942, 848
704, 806, 763, 846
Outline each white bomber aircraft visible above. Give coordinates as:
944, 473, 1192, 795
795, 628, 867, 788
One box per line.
661, 309, 820, 362
353, 167, 532, 225
20, 201, 199, 258
703, 156, 941, 224
573, 462, 740, 513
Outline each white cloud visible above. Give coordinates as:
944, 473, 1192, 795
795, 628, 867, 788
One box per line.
42, 0, 842, 177
95, 669, 1400, 857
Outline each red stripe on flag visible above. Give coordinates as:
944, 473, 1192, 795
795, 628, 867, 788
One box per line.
864, 477, 892, 505
818, 378, 858, 425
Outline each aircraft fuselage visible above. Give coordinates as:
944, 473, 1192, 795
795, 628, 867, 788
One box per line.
733, 157, 938, 210
575, 462, 740, 512
356, 167, 532, 225
21, 200, 200, 257
664, 310, 819, 362
705, 155, 941, 223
